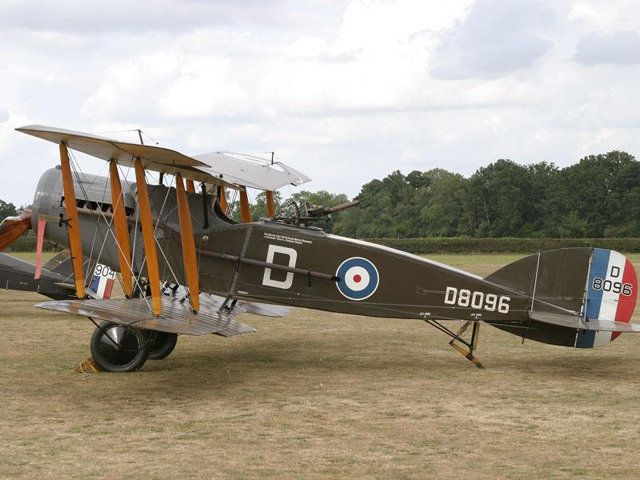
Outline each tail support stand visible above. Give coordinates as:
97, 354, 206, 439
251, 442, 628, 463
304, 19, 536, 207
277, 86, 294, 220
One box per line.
449, 321, 484, 369
423, 319, 485, 369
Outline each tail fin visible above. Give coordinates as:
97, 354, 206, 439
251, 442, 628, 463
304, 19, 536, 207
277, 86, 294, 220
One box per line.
578, 248, 637, 346
485, 248, 638, 348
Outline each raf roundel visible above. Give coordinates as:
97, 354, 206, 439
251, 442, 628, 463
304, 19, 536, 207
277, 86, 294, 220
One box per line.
336, 257, 380, 301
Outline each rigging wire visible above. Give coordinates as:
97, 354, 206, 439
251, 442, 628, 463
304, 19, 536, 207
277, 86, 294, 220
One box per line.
94, 129, 160, 145
68, 150, 148, 301
68, 149, 152, 309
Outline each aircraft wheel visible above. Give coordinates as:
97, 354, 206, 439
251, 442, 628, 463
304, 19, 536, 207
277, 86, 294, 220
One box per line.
90, 321, 149, 372
147, 331, 178, 360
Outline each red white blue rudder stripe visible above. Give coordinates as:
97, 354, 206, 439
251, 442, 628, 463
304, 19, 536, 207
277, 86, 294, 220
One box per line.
577, 248, 638, 348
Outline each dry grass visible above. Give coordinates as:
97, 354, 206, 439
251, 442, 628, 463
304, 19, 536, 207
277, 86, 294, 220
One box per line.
1, 254, 640, 479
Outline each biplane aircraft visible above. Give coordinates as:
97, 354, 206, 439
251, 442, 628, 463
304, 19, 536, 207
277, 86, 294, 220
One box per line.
1, 124, 639, 372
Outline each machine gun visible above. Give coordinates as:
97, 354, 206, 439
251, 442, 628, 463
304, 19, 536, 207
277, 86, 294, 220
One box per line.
275, 199, 360, 228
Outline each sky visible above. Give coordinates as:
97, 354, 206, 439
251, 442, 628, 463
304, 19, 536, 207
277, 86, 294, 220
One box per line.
1, 0, 640, 206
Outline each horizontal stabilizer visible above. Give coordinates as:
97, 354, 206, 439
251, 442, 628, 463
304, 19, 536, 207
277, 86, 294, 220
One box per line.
0, 253, 76, 300
43, 250, 74, 277
36, 297, 256, 337
530, 311, 640, 333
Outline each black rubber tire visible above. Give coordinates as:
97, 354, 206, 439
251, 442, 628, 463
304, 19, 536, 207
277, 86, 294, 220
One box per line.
90, 321, 150, 372
147, 331, 178, 360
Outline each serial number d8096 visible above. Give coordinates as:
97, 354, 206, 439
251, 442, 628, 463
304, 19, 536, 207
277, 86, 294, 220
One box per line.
592, 277, 633, 296
443, 286, 510, 313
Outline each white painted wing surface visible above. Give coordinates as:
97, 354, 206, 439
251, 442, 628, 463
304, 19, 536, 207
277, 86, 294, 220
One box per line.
16, 125, 237, 188
194, 152, 311, 191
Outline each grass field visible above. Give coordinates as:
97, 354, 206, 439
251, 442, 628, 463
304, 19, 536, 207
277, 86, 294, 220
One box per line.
1, 253, 640, 479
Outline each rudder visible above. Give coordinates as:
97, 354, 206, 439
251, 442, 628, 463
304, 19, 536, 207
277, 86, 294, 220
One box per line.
485, 248, 638, 348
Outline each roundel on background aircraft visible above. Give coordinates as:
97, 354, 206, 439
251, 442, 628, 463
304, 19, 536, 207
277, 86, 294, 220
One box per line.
336, 257, 379, 301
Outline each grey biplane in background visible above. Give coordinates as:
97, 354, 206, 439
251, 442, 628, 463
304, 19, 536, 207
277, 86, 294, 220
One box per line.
1, 124, 639, 372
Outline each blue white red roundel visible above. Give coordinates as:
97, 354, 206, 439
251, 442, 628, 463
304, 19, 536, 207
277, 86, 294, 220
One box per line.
336, 257, 379, 301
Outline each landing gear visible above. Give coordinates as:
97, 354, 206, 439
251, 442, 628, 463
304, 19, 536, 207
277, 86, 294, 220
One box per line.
90, 321, 150, 372
422, 320, 485, 368
147, 331, 178, 360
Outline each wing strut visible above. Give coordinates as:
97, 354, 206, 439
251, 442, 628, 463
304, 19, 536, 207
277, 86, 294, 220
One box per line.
266, 191, 276, 217
239, 186, 251, 223
185, 179, 196, 193
133, 158, 162, 316
176, 173, 200, 313
59, 142, 86, 298
218, 186, 228, 214
108, 160, 133, 297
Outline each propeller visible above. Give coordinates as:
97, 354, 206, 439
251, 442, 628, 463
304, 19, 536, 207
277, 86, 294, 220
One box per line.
0, 210, 32, 251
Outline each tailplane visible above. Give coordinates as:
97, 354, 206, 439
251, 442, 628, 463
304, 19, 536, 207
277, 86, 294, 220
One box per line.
485, 248, 638, 348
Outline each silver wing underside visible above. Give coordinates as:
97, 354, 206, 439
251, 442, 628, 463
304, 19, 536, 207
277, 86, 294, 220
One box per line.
36, 297, 257, 337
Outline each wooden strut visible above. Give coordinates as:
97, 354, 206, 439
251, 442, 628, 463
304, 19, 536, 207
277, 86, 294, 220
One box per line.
218, 186, 228, 213
108, 160, 133, 298
133, 158, 162, 317
265, 190, 276, 218
175, 174, 200, 313
59, 143, 85, 298
185, 179, 196, 194
239, 186, 251, 223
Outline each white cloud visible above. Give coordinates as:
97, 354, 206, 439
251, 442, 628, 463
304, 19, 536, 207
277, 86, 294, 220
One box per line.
430, 0, 557, 79
1, 0, 640, 207
159, 58, 250, 118
0, 0, 311, 33
568, 0, 640, 31
574, 30, 640, 65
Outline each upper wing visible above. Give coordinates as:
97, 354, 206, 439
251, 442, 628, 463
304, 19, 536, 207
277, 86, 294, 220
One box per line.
194, 152, 311, 191
17, 125, 312, 193
16, 125, 238, 188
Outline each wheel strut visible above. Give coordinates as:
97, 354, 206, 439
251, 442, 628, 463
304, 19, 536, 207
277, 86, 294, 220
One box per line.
423, 319, 485, 369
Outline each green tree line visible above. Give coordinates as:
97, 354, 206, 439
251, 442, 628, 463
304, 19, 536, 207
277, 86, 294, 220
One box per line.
4, 150, 638, 246
240, 150, 640, 238
334, 151, 640, 238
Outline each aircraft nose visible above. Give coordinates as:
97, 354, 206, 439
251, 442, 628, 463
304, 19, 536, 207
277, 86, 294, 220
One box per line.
31, 167, 63, 227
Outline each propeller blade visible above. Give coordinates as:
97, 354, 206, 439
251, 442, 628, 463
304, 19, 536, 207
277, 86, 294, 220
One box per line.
0, 210, 32, 251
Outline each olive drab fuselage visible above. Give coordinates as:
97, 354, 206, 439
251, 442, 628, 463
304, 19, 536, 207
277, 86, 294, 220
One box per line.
33, 168, 621, 349
32, 168, 533, 325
